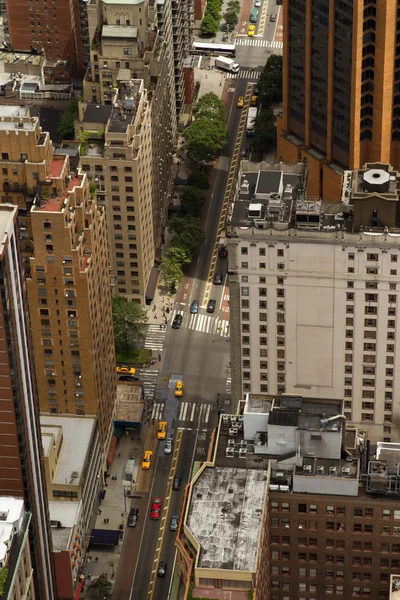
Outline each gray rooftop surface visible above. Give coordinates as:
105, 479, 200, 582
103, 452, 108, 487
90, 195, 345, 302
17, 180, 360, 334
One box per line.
83, 103, 112, 124
187, 467, 266, 571
256, 170, 281, 194
245, 395, 272, 414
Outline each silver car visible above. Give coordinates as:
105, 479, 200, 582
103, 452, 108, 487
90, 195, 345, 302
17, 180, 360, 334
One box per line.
255, 0, 262, 6
169, 514, 179, 531
164, 438, 173, 455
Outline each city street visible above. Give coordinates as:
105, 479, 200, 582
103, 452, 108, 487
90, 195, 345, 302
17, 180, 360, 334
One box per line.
112, 1, 281, 597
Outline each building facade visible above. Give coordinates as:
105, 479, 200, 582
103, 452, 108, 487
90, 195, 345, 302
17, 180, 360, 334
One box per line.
2, 0, 89, 74
277, 0, 400, 202
228, 160, 400, 443
0, 205, 55, 598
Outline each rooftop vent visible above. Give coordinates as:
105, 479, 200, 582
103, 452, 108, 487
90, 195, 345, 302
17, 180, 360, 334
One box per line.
228, 427, 238, 436
303, 464, 312, 473
239, 447, 247, 458
226, 447, 234, 458
240, 178, 250, 195
363, 168, 390, 193
369, 461, 387, 476
0, 512, 8, 521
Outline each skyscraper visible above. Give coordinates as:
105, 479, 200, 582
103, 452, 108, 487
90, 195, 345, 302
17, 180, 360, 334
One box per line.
0, 204, 55, 599
277, 0, 400, 202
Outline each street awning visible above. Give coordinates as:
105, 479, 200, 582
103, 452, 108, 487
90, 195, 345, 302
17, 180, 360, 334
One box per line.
145, 267, 159, 303
106, 435, 117, 465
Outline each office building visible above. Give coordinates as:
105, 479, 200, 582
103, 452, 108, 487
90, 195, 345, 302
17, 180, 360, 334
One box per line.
1, 0, 90, 74
0, 205, 55, 598
228, 160, 400, 443
277, 0, 400, 202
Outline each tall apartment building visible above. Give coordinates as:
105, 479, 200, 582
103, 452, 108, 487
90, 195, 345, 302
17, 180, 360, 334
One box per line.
1, 0, 90, 74
228, 160, 400, 443
0, 108, 116, 455
277, 0, 400, 202
0, 204, 55, 598
80, 0, 179, 302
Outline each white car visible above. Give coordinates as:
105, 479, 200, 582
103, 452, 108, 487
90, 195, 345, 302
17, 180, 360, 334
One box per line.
254, 0, 262, 6
164, 438, 173, 455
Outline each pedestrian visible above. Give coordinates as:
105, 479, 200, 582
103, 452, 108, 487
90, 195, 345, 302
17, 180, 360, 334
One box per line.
160, 324, 163, 330
98, 509, 102, 515
153, 304, 156, 311
103, 518, 106, 524
117, 452, 121, 458
158, 353, 161, 361
162, 297, 165, 302
154, 314, 157, 319
107, 518, 109, 524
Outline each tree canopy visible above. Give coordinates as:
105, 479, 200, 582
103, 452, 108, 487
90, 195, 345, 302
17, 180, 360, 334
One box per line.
56, 99, 78, 140
185, 118, 228, 163
160, 246, 192, 290
201, 12, 219, 35
187, 171, 210, 190
257, 55, 283, 107
86, 574, 112, 599
111, 295, 148, 350
168, 216, 206, 254
194, 92, 226, 122
180, 186, 206, 217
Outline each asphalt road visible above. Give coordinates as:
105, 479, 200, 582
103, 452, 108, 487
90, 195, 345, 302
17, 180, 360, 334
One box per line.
114, 2, 281, 597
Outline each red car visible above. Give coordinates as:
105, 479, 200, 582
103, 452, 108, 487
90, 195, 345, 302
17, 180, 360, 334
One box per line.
150, 497, 163, 520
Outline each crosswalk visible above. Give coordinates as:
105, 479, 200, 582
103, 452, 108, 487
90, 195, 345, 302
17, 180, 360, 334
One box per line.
236, 38, 283, 49
227, 68, 261, 80
150, 401, 213, 424
171, 309, 230, 337
136, 368, 159, 401
144, 324, 167, 351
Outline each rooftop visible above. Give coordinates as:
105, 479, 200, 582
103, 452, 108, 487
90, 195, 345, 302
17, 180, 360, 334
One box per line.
34, 175, 83, 212
294, 457, 358, 480
187, 467, 266, 571
0, 116, 37, 132
115, 383, 143, 425
0, 498, 24, 563
40, 415, 96, 485
0, 105, 29, 118
48, 501, 80, 551
0, 205, 16, 258
82, 103, 112, 125
49, 156, 66, 178
108, 80, 142, 134
244, 394, 273, 414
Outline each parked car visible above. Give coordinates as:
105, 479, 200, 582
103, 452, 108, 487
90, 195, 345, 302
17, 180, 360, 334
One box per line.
158, 421, 167, 440
214, 272, 223, 285
169, 515, 179, 532
150, 497, 162, 520
172, 313, 183, 329
118, 375, 141, 382
164, 438, 173, 455
255, 0, 262, 6
247, 24, 256, 36
219, 247, 228, 258
207, 299, 216, 313
141, 450, 153, 470
173, 475, 182, 490
237, 96, 244, 108
158, 561, 167, 577
270, 13, 277, 21
116, 366, 136, 375
128, 507, 139, 527
190, 299, 199, 314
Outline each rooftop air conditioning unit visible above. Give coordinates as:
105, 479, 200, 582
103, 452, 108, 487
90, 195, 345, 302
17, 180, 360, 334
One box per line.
303, 464, 312, 473
229, 427, 238, 436
231, 416, 237, 425
269, 484, 279, 491
222, 415, 229, 425
238, 416, 244, 423
329, 466, 337, 475
317, 466, 325, 474
228, 439, 235, 447
226, 447, 234, 458
240, 439, 247, 447
279, 485, 289, 492
239, 448, 247, 458
342, 467, 350, 475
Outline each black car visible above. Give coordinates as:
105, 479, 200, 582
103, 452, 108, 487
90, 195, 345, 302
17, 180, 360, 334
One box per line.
172, 314, 183, 329
158, 561, 167, 577
190, 299, 199, 314
173, 474, 182, 490
253, 86, 260, 96
207, 299, 216, 313
118, 375, 141, 382
128, 507, 139, 527
213, 272, 223, 285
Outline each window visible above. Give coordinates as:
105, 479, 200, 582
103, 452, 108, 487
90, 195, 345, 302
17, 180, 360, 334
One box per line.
123, 47, 132, 55
241, 247, 248, 255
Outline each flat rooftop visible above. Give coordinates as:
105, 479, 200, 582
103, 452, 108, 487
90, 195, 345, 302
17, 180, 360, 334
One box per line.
187, 467, 266, 571
295, 457, 358, 480
245, 395, 272, 414
116, 383, 143, 424
0, 105, 29, 118
0, 205, 16, 257
0, 498, 24, 562
34, 174, 83, 212
82, 103, 112, 125
49, 501, 80, 551
102, 25, 138, 39
40, 415, 96, 485
108, 81, 142, 133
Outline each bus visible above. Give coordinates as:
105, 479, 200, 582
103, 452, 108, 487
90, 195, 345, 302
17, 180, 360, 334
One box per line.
191, 42, 236, 57
250, 8, 259, 22
246, 107, 258, 136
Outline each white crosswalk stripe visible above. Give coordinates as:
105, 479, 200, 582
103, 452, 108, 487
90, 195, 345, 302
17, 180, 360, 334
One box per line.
226, 69, 262, 80
225, 376, 232, 395
236, 38, 283, 49
151, 401, 165, 421
136, 368, 159, 401
171, 309, 229, 337
178, 402, 212, 424
144, 324, 167, 351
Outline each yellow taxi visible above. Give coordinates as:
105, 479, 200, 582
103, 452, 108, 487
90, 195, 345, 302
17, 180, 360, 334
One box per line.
251, 95, 258, 107
116, 366, 136, 375
141, 450, 153, 470
237, 96, 244, 108
158, 421, 167, 440
175, 380, 184, 398
248, 25, 256, 36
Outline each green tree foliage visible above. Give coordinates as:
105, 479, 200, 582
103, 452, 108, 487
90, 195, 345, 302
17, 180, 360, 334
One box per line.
180, 186, 206, 217
223, 9, 238, 31
252, 109, 277, 153
56, 99, 78, 140
187, 171, 210, 190
258, 55, 283, 107
201, 12, 219, 35
111, 295, 148, 350
0, 567, 8, 595
186, 119, 228, 162
86, 574, 112, 599
205, 0, 222, 20
168, 217, 206, 254
160, 247, 192, 290
194, 92, 225, 122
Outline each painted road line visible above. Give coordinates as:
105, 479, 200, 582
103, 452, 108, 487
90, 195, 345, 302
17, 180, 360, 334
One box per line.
204, 405, 211, 423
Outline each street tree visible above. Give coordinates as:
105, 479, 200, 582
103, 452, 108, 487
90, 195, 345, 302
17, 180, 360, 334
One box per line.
223, 9, 238, 31
205, 0, 222, 20
86, 574, 112, 599
194, 92, 225, 122
201, 12, 219, 35
111, 295, 148, 350
187, 171, 210, 190
258, 55, 283, 106
185, 119, 228, 163
160, 246, 191, 291
56, 99, 78, 140
251, 109, 277, 153
169, 217, 206, 254
180, 186, 206, 217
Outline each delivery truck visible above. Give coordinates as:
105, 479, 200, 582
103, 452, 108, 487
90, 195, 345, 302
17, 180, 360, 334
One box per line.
215, 55, 240, 74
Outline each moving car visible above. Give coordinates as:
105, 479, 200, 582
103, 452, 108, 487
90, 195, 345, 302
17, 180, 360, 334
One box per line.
116, 366, 136, 375
255, 0, 262, 5
158, 421, 167, 440
175, 380, 184, 397
173, 474, 182, 490
141, 450, 153, 470
172, 313, 183, 329
164, 438, 173, 455
207, 299, 216, 313
248, 25, 256, 36
190, 299, 199, 314
169, 515, 179, 532
128, 507, 139, 527
270, 13, 277, 21
251, 95, 258, 107
214, 272, 223, 285
158, 561, 167, 577
150, 497, 162, 520
219, 247, 228, 258
237, 96, 244, 108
